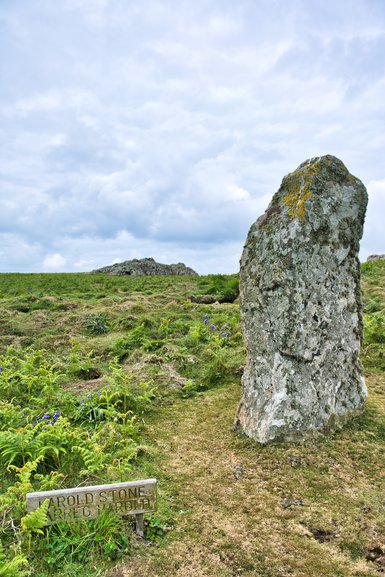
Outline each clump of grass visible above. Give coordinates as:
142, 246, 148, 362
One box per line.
361, 260, 385, 371
364, 311, 385, 344
84, 313, 109, 335
195, 273, 239, 302
43, 510, 133, 567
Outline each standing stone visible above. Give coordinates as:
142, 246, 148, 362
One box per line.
235, 155, 368, 443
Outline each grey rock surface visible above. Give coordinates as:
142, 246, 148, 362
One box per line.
367, 254, 385, 262
91, 257, 198, 276
235, 155, 368, 443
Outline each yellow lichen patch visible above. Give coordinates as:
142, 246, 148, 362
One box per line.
283, 175, 312, 221
282, 160, 322, 221
282, 156, 353, 222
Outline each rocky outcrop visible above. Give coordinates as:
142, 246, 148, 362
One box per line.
367, 255, 385, 262
91, 257, 198, 276
235, 155, 368, 443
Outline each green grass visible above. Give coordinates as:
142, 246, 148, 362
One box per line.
0, 266, 384, 576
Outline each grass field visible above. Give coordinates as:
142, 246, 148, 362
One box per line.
0, 264, 385, 577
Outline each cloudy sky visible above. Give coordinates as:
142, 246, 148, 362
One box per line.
1, 0, 385, 274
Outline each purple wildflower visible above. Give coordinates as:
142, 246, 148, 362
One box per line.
50, 411, 61, 425
97, 391, 101, 397
203, 314, 209, 325
0, 367, 3, 373
209, 324, 216, 330
221, 332, 227, 338
41, 413, 51, 421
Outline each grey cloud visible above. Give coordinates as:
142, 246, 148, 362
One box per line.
1, 0, 385, 272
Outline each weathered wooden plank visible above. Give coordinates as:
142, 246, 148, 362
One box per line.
26, 479, 157, 525
135, 513, 144, 537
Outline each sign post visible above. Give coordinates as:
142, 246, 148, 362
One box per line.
26, 479, 157, 535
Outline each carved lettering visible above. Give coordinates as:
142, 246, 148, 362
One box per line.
67, 495, 76, 506
26, 479, 157, 525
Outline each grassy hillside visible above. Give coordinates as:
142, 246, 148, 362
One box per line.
0, 264, 385, 577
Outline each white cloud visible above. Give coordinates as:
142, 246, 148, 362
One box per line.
74, 258, 96, 269
43, 253, 67, 271
9, 89, 99, 117
226, 184, 250, 202
0, 0, 385, 273
361, 179, 385, 259
55, 232, 242, 274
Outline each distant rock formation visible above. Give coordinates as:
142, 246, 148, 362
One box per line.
367, 255, 385, 262
91, 257, 198, 276
235, 155, 368, 443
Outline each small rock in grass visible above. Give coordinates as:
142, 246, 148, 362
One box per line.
281, 498, 304, 509
233, 464, 244, 480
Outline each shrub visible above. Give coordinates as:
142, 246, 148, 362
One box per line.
364, 311, 385, 344
196, 274, 239, 303
84, 313, 109, 335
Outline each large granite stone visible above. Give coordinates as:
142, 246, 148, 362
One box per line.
367, 255, 385, 262
91, 258, 198, 276
235, 155, 368, 443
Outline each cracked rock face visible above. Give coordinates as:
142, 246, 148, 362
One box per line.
235, 155, 368, 443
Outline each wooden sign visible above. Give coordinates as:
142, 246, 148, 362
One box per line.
26, 479, 157, 535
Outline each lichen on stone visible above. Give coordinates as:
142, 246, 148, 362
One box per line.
282, 158, 327, 221
235, 155, 368, 444
282, 175, 312, 221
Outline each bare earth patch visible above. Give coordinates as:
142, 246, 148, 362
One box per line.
111, 378, 384, 577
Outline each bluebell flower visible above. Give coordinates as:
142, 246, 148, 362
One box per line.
40, 413, 51, 421
97, 391, 101, 397
50, 411, 61, 425
0, 367, 3, 373
204, 314, 209, 325
209, 324, 216, 330
221, 332, 227, 338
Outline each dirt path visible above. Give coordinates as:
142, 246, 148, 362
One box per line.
116, 383, 377, 577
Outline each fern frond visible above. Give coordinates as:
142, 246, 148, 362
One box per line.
8, 455, 44, 481
20, 498, 49, 534
34, 470, 64, 491
0, 427, 44, 466
72, 444, 104, 474
0, 552, 29, 577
